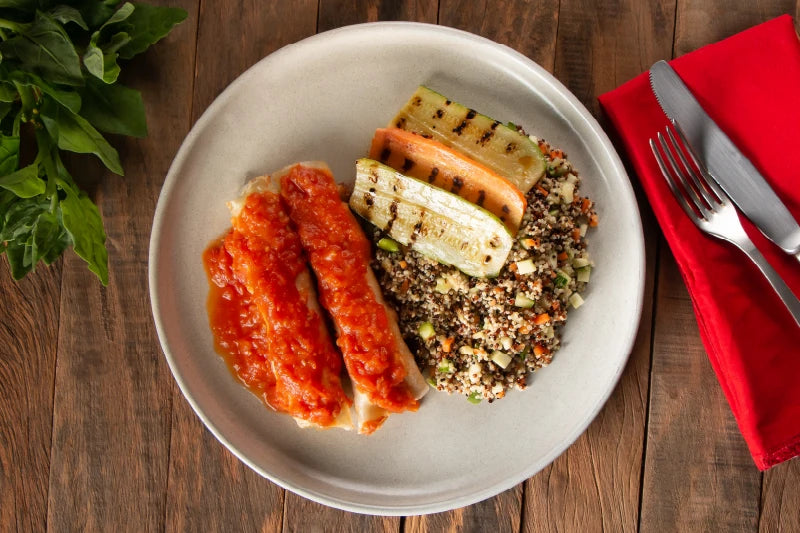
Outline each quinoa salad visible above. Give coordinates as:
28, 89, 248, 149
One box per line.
369, 137, 598, 403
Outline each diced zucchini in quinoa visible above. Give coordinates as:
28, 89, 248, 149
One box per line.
515, 258, 535, 275
350, 158, 513, 278
418, 321, 436, 341
390, 86, 546, 193
569, 292, 585, 309
554, 270, 571, 288
377, 237, 400, 252
489, 350, 512, 369
467, 391, 482, 404
514, 293, 535, 308
438, 358, 455, 373
576, 266, 591, 283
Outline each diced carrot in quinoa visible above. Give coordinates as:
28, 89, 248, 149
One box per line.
536, 185, 549, 196
441, 337, 455, 353
534, 344, 550, 356
581, 198, 592, 213
572, 228, 581, 241
589, 213, 599, 227
557, 251, 568, 261
534, 313, 550, 325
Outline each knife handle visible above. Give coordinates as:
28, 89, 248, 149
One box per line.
739, 241, 800, 327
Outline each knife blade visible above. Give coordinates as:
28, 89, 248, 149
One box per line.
649, 59, 800, 255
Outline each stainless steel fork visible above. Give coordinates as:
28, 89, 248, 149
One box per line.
650, 124, 800, 327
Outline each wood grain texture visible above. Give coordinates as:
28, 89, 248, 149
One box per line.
760, 459, 800, 533
674, 0, 797, 57
317, 0, 437, 31
282, 498, 399, 533
405, 487, 523, 533
45, 1, 199, 531
639, 245, 761, 532
0, 262, 60, 533
438, 0, 559, 71
163, 2, 316, 531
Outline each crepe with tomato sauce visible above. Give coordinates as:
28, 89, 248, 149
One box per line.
277, 162, 428, 434
203, 175, 352, 430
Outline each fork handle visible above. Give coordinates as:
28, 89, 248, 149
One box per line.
738, 241, 800, 327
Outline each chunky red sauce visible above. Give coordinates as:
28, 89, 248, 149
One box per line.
280, 165, 418, 413
203, 189, 350, 427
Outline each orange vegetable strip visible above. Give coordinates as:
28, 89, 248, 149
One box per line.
369, 128, 527, 233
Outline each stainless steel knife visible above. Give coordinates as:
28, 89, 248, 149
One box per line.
649, 59, 800, 256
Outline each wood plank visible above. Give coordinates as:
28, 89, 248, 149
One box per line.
317, 0, 437, 31
45, 1, 199, 531
521, 1, 673, 531
760, 459, 800, 533
163, 2, 316, 531
0, 262, 61, 533
674, 0, 797, 57
439, 0, 559, 72
639, 244, 761, 532
405, 489, 523, 533
402, 2, 557, 530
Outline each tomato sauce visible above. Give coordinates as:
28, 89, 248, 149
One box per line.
280, 164, 418, 413
203, 188, 351, 428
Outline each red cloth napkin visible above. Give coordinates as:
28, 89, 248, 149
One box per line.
599, 15, 800, 470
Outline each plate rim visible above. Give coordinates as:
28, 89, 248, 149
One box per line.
148, 20, 646, 516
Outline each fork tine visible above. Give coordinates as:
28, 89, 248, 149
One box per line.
649, 138, 703, 224
665, 125, 720, 209
656, 132, 711, 219
670, 122, 728, 201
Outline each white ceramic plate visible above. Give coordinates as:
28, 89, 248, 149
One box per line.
149, 22, 645, 515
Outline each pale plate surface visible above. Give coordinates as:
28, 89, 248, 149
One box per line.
149, 22, 645, 515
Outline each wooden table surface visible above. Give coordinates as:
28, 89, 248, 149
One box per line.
2, 1, 799, 531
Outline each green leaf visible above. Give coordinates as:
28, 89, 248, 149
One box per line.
11, 71, 81, 113
40, 98, 123, 175
57, 177, 108, 285
0, 11, 84, 86
0, 0, 36, 11
99, 1, 134, 29
0, 134, 19, 175
47, 5, 88, 30
84, 31, 130, 84
0, 102, 12, 123
0, 162, 46, 197
0, 82, 17, 103
75, 0, 120, 30
0, 190, 70, 279
117, 3, 187, 60
78, 77, 145, 137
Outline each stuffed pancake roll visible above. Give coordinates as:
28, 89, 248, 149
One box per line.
220, 174, 352, 430
278, 162, 428, 434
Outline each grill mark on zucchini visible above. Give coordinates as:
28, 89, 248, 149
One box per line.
452, 120, 468, 135
364, 192, 374, 207
435, 109, 444, 119
395, 117, 407, 129
385, 200, 399, 232
479, 130, 494, 145
491, 120, 500, 130
410, 213, 425, 243
466, 109, 477, 120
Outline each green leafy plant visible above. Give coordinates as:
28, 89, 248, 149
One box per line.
0, 0, 186, 284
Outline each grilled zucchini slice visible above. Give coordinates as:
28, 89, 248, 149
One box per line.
349, 158, 512, 278
390, 86, 546, 193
